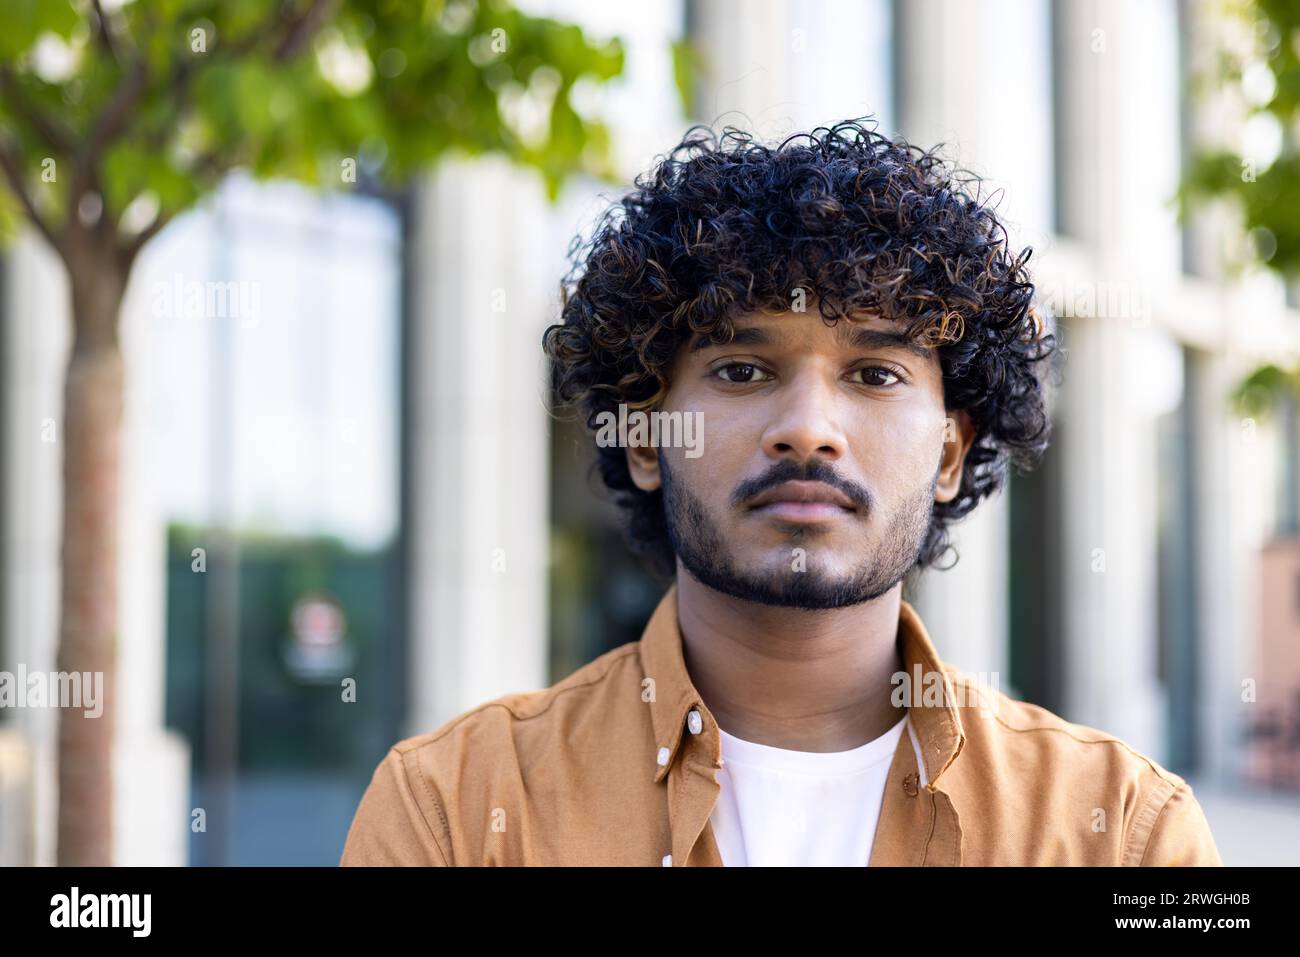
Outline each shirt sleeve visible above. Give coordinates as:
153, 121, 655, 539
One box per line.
339, 747, 452, 866
1138, 782, 1223, 866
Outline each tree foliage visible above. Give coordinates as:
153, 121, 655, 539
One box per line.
0, 0, 625, 262
1180, 0, 1300, 415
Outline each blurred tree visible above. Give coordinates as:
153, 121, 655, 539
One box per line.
0, 0, 622, 865
1180, 0, 1300, 417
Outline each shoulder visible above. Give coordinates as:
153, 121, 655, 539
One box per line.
392, 638, 646, 763
941, 666, 1222, 865
945, 666, 1183, 783
343, 639, 651, 865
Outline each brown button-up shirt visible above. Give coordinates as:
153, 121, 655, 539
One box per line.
340, 583, 1223, 866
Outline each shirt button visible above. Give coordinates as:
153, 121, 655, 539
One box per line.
656, 746, 670, 766
662, 854, 673, 866
687, 709, 703, 735
902, 772, 919, 796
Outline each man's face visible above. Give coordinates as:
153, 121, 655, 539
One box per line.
626, 308, 974, 609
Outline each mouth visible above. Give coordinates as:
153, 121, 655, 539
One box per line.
746, 480, 859, 524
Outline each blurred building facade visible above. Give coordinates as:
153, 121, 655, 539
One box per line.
2, 0, 1299, 865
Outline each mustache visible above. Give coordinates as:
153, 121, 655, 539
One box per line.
731, 460, 872, 511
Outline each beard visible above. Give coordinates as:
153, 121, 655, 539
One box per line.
659, 454, 937, 610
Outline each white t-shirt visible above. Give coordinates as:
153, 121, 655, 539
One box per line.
707, 712, 915, 866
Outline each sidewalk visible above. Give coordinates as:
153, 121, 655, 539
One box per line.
1185, 777, 1300, 866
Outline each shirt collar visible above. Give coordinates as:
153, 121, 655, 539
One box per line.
638, 581, 966, 789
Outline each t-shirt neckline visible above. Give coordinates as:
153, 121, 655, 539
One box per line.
717, 713, 908, 776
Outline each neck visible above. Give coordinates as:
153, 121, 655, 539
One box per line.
674, 565, 908, 752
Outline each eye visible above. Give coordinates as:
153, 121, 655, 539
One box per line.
714, 362, 771, 384
851, 365, 905, 387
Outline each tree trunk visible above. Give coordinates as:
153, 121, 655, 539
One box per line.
56, 253, 126, 866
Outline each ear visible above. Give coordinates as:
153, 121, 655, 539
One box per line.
626, 441, 661, 493
936, 409, 975, 504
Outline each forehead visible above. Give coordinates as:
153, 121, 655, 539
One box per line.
684, 311, 934, 362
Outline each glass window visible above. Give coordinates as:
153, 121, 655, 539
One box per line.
135, 175, 406, 865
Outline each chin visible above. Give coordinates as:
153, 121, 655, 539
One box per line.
737, 559, 866, 594
742, 544, 862, 574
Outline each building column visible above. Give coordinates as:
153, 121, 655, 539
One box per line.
0, 232, 66, 865
1049, 0, 1184, 757
1055, 317, 1165, 755
1191, 348, 1268, 785
403, 156, 552, 737
892, 0, 1056, 677
687, 0, 894, 137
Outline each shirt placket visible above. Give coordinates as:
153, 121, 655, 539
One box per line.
660, 705, 724, 866
868, 713, 963, 865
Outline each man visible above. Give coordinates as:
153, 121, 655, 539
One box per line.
340, 119, 1222, 866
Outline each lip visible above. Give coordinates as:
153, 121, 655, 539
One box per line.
747, 480, 858, 523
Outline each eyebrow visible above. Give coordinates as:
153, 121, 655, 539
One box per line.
687, 322, 933, 360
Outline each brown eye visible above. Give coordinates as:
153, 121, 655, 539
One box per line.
854, 366, 903, 386
716, 363, 770, 383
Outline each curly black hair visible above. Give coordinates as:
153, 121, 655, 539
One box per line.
543, 117, 1058, 577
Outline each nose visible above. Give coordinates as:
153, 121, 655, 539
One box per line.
759, 370, 848, 464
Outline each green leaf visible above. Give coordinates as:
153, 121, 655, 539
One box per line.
670, 38, 699, 120
1230, 363, 1300, 418
0, 0, 79, 58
